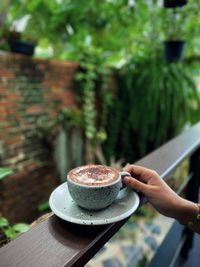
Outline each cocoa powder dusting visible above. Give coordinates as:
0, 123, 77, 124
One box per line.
68, 165, 119, 186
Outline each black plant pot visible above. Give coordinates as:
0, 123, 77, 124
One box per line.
164, 0, 188, 8
164, 40, 185, 62
9, 40, 36, 56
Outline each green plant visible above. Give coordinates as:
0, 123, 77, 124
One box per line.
0, 215, 29, 245
0, 169, 29, 246
163, 8, 187, 40
37, 201, 50, 213
105, 54, 200, 162
6, 0, 143, 60
4, 0, 200, 63
75, 45, 112, 162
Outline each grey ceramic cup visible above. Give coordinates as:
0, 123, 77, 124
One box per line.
67, 169, 131, 211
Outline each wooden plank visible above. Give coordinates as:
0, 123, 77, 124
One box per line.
1, 122, 200, 267
0, 216, 127, 267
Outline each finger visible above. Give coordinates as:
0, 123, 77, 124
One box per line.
123, 176, 149, 194
124, 164, 157, 183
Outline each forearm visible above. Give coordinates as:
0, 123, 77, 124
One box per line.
173, 197, 200, 234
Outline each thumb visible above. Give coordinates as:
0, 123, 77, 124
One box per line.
124, 176, 149, 194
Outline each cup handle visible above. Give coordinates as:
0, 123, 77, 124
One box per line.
119, 171, 131, 190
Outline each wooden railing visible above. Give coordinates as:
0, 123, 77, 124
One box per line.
1, 122, 200, 267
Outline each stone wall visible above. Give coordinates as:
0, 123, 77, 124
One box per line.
0, 52, 79, 223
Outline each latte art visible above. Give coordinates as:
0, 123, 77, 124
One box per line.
68, 165, 119, 186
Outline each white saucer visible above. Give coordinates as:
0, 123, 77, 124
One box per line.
49, 182, 140, 225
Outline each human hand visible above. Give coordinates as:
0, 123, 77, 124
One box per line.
123, 164, 198, 224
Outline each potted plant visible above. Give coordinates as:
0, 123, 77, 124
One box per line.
7, 30, 36, 56
163, 9, 186, 62
104, 55, 200, 162
164, 40, 185, 62
164, 0, 188, 8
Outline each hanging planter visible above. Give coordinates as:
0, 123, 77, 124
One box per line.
164, 0, 188, 8
9, 40, 36, 56
6, 30, 36, 56
164, 40, 185, 62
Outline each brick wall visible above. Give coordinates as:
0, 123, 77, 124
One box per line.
0, 52, 79, 223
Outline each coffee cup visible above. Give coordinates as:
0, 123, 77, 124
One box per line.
67, 164, 131, 210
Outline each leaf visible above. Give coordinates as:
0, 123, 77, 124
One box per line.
5, 227, 16, 239
37, 201, 50, 212
13, 223, 29, 233
0, 168, 13, 180
75, 73, 84, 81
0, 217, 9, 227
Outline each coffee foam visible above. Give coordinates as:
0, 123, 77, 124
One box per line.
68, 165, 119, 186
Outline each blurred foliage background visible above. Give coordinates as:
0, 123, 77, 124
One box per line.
1, 0, 200, 61
1, 0, 200, 164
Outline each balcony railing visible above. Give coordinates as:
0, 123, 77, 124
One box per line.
1, 122, 200, 267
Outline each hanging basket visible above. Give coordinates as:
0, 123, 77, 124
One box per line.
164, 0, 188, 8
9, 40, 36, 56
164, 40, 185, 62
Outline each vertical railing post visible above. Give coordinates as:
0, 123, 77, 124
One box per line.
181, 147, 200, 258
